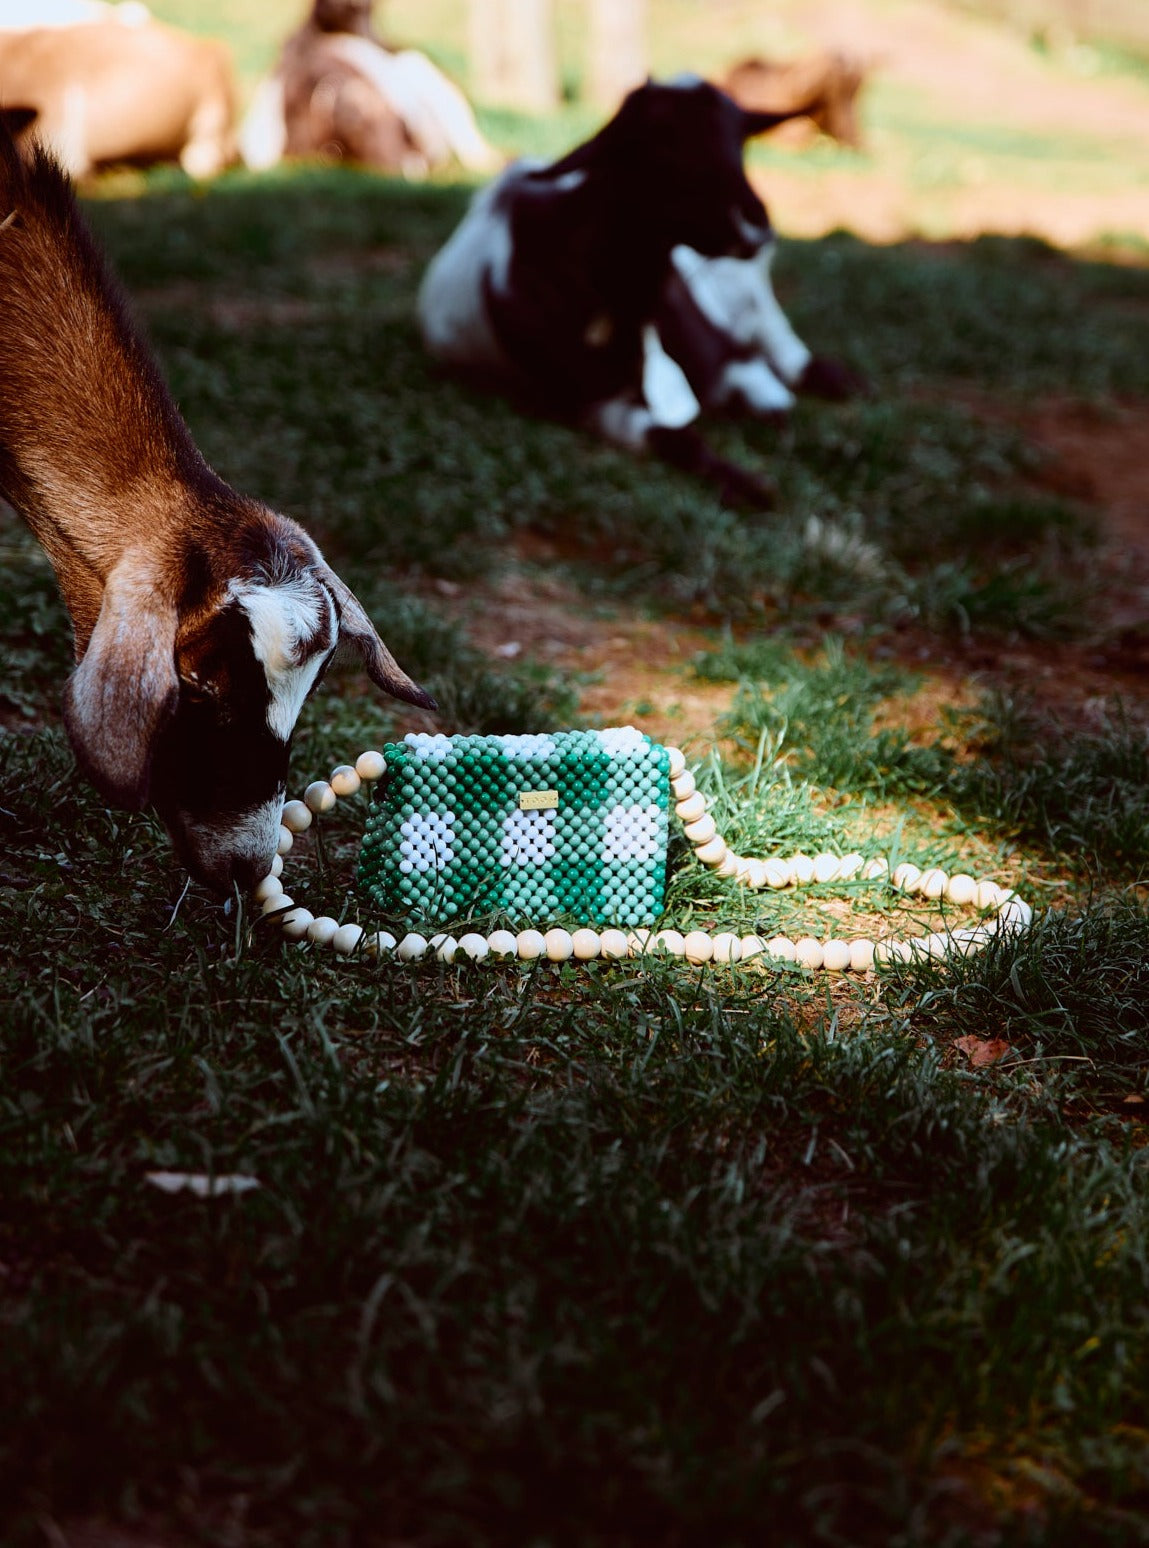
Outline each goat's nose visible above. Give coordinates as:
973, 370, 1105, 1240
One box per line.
230, 849, 277, 896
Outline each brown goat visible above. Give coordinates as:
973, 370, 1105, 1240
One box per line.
240, 0, 499, 176
0, 127, 434, 894
0, 17, 236, 177
721, 51, 868, 150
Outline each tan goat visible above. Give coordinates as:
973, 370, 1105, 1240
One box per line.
0, 17, 236, 177
0, 127, 434, 893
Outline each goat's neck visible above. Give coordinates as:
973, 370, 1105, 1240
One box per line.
590, 208, 672, 319
0, 144, 233, 653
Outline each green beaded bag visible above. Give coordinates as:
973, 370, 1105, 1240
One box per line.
357, 728, 672, 928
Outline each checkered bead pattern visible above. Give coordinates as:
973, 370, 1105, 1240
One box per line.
356, 728, 672, 927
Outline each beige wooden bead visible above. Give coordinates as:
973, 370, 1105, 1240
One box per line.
683, 813, 717, 845
763, 858, 792, 889
740, 934, 766, 960
945, 873, 978, 906
544, 928, 575, 962
666, 746, 686, 778
355, 750, 387, 781
516, 930, 547, 960
683, 931, 713, 964
397, 932, 429, 961
253, 874, 284, 905
276, 825, 294, 856
330, 764, 362, 797
332, 922, 365, 956
261, 892, 293, 916
876, 938, 913, 964
457, 933, 490, 962
675, 792, 707, 823
791, 855, 815, 885
794, 936, 824, 969
487, 930, 518, 958
280, 907, 314, 941
999, 895, 1033, 929
919, 868, 948, 900
948, 926, 988, 956
280, 799, 313, 834
915, 932, 950, 960
848, 938, 875, 972
822, 940, 851, 972
304, 780, 337, 815
838, 853, 865, 880
432, 934, 459, 963
767, 935, 797, 963
863, 857, 889, 880
694, 836, 728, 867
813, 853, 841, 884
627, 929, 652, 955
976, 880, 1005, 909
716, 852, 740, 879
571, 928, 601, 960
270, 854, 284, 879
892, 863, 922, 891
671, 770, 696, 800
599, 929, 630, 960
364, 930, 397, 957
307, 915, 340, 946
743, 859, 768, 889
710, 932, 742, 964
652, 929, 685, 956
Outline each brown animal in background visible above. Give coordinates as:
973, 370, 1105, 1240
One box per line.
0, 17, 237, 177
0, 126, 434, 893
240, 0, 499, 175
722, 51, 868, 150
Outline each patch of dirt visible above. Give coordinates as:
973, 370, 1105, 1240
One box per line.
430, 553, 742, 755
445, 393, 1147, 749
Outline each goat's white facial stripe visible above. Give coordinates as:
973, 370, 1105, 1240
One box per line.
236, 578, 337, 741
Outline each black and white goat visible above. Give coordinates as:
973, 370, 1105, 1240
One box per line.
418, 76, 859, 506
0, 126, 434, 894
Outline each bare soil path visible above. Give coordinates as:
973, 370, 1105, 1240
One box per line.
445, 395, 1149, 746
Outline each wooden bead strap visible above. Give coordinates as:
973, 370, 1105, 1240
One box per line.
255, 746, 1033, 971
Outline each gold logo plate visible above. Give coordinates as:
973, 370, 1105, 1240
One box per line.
518, 789, 559, 811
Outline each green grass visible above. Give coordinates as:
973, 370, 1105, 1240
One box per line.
3, 63, 1149, 1546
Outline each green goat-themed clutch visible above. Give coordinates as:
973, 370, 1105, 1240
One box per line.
356, 728, 673, 928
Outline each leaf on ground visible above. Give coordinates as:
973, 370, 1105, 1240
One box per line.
146, 1171, 261, 1198
954, 1035, 1012, 1067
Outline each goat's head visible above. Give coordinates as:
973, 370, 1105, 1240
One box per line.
601, 77, 801, 261
60, 505, 433, 895
311, 0, 375, 36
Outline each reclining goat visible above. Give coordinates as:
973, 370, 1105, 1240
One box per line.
418, 76, 860, 507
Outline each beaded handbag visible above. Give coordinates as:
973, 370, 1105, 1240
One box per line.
357, 728, 673, 928
266, 726, 1033, 970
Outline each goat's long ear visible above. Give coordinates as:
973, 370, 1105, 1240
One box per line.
740, 107, 804, 140
317, 566, 438, 711
62, 561, 180, 810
